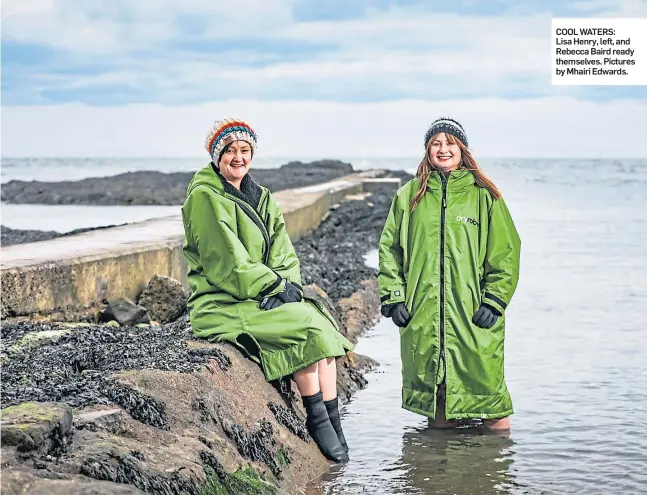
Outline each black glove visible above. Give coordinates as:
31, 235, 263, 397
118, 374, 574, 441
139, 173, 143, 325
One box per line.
382, 302, 411, 327
472, 303, 501, 328
259, 281, 303, 310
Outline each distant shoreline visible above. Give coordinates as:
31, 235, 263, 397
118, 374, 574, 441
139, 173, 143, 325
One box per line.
1, 224, 125, 247
1, 160, 356, 206
0, 160, 411, 246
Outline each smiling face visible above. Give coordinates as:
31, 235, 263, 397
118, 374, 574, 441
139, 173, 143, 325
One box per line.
218, 140, 253, 187
428, 132, 462, 173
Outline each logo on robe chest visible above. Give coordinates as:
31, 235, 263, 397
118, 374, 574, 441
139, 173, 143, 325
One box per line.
456, 215, 479, 226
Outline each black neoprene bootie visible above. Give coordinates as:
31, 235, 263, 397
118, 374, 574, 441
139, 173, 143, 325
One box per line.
303, 391, 349, 463
324, 397, 348, 452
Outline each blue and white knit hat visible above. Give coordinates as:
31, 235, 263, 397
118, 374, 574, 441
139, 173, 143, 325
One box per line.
205, 118, 258, 162
424, 118, 468, 148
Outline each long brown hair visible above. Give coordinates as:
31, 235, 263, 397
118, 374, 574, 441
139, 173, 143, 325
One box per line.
410, 132, 501, 212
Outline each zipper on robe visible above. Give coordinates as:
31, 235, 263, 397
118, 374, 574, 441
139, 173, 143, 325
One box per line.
439, 176, 448, 403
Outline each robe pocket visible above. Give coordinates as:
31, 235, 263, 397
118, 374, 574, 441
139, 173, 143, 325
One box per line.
470, 313, 505, 339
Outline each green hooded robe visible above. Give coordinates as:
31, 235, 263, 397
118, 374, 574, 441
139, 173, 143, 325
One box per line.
378, 169, 521, 420
181, 164, 354, 382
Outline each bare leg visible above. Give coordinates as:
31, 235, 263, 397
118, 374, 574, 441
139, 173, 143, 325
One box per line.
293, 362, 320, 397
318, 357, 337, 401
428, 386, 457, 429
484, 417, 510, 431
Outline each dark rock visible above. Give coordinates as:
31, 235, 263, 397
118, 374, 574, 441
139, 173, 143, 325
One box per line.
0, 402, 72, 454
0, 160, 356, 207
99, 297, 150, 326
0, 225, 123, 247
278, 160, 353, 173
137, 275, 187, 324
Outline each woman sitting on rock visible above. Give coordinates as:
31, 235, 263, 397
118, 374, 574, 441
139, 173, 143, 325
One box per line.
181, 118, 353, 463
379, 117, 521, 431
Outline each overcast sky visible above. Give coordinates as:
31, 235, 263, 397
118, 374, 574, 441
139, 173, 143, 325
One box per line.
2, 0, 646, 158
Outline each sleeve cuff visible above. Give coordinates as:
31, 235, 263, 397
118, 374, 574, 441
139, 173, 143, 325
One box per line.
380, 287, 405, 306
259, 274, 284, 299
483, 292, 507, 315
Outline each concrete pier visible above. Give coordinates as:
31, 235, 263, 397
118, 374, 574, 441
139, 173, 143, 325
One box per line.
1, 172, 400, 317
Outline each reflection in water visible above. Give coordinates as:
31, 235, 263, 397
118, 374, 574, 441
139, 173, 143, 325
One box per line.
398, 425, 516, 495
307, 315, 523, 495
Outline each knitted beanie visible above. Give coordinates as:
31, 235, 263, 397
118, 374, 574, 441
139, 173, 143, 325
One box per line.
204, 118, 258, 162
424, 118, 468, 149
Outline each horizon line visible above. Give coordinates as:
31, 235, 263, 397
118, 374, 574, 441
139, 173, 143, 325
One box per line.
2, 155, 645, 161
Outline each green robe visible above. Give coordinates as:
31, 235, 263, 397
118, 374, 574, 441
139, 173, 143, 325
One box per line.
181, 164, 353, 381
378, 169, 521, 420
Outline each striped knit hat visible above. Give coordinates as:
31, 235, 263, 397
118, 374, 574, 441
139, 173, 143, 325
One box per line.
424, 118, 468, 149
204, 118, 258, 162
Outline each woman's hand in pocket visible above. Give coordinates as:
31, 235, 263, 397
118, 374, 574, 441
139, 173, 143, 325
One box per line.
472, 303, 501, 328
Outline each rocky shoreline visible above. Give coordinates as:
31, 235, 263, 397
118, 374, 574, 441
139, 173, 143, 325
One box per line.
0, 178, 411, 495
0, 160, 411, 247
0, 160, 356, 207
1, 224, 126, 247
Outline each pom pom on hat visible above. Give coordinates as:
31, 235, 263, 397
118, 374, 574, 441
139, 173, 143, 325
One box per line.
205, 118, 258, 162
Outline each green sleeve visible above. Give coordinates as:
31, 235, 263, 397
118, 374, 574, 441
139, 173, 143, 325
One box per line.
186, 187, 284, 301
483, 198, 521, 314
378, 194, 406, 306
265, 193, 302, 287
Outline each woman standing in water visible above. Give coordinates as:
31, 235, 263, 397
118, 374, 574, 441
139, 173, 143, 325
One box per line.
182, 118, 353, 461
378, 118, 521, 430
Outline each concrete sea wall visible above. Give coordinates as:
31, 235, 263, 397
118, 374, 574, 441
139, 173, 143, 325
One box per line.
0, 172, 399, 318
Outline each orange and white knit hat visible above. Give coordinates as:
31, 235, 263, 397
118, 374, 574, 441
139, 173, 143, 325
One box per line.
204, 118, 258, 161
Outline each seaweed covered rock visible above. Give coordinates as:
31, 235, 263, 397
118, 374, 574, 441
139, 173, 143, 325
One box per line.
0, 180, 410, 494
